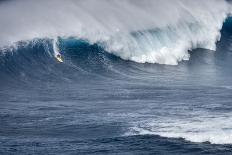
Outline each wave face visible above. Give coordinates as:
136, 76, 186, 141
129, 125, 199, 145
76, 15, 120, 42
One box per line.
0, 0, 231, 65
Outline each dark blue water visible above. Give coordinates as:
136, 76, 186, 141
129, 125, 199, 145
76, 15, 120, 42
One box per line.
1, 20, 232, 154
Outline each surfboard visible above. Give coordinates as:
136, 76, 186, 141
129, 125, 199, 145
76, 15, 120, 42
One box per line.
56, 55, 63, 63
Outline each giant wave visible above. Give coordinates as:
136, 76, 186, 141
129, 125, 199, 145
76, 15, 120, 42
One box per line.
2, 1, 232, 149
0, 0, 231, 65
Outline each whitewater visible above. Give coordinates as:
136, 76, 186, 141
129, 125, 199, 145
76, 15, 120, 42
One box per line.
0, 0, 231, 65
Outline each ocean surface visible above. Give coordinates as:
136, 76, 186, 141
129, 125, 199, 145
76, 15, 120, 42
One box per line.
1, 0, 232, 154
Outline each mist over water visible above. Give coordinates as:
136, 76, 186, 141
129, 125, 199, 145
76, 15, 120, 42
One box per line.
0, 0, 231, 64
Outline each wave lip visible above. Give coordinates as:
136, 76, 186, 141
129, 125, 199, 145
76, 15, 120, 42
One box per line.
0, 0, 231, 65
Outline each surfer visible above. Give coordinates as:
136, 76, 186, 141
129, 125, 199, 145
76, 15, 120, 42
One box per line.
56, 54, 63, 63
57, 54, 61, 59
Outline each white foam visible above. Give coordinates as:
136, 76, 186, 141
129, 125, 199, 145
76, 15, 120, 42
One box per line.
53, 38, 60, 57
128, 114, 232, 144
0, 0, 231, 65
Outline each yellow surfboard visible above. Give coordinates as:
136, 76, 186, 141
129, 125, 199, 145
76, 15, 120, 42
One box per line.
56, 54, 63, 63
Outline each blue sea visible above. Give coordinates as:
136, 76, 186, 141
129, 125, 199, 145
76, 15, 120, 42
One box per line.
1, 0, 232, 154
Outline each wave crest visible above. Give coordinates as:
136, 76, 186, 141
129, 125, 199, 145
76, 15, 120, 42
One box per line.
0, 0, 231, 65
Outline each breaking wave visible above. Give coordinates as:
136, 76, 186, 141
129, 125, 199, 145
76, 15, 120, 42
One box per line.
127, 114, 232, 144
0, 0, 231, 65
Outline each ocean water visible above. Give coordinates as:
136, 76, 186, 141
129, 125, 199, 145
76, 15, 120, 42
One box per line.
1, 0, 232, 154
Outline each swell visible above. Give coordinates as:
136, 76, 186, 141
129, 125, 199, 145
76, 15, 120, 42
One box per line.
0, 0, 231, 65
0, 38, 121, 88
0, 15, 231, 89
